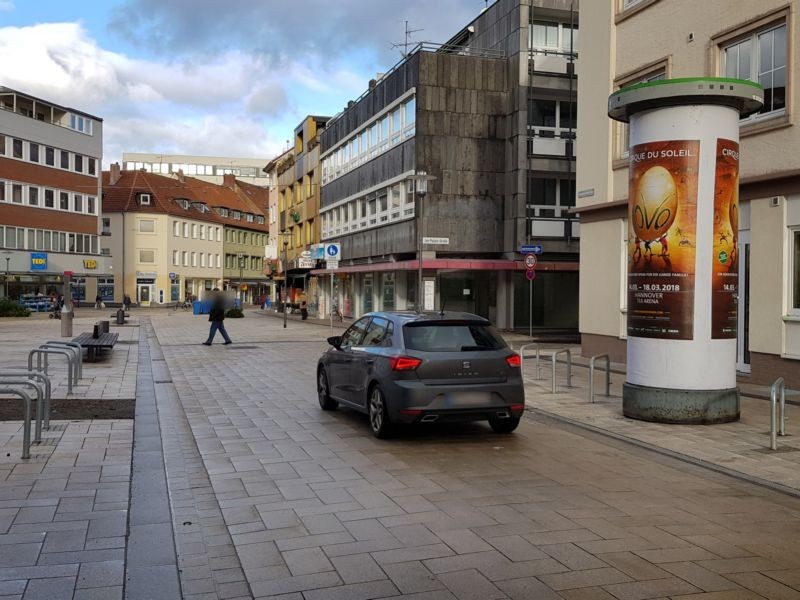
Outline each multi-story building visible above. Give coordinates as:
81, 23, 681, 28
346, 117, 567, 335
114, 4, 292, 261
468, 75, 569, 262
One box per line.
0, 87, 110, 302
277, 116, 329, 312
219, 176, 270, 304
262, 149, 291, 303
102, 166, 268, 305
122, 153, 270, 187
576, 0, 798, 386
314, 0, 579, 329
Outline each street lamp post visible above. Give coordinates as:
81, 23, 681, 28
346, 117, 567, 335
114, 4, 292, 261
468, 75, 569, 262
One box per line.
410, 172, 436, 312
236, 252, 244, 306
280, 231, 290, 329
3, 254, 11, 299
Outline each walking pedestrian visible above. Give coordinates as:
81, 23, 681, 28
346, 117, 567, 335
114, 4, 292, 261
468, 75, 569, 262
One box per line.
94, 294, 102, 309
123, 294, 132, 311
203, 289, 232, 346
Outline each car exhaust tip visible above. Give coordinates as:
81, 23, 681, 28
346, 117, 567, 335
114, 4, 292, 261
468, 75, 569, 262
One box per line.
421, 415, 439, 423
495, 411, 510, 419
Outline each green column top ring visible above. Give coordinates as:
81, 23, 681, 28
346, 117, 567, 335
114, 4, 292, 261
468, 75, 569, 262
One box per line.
609, 77, 764, 123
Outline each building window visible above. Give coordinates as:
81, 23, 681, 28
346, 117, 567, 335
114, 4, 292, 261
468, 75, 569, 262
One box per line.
182, 251, 188, 266
29, 143, 39, 163
0, 181, 4, 202
200, 253, 206, 268
139, 250, 155, 263
12, 139, 22, 159
616, 69, 666, 159
723, 23, 786, 118
139, 219, 155, 233
74, 154, 84, 173
527, 177, 575, 218
530, 20, 578, 53
45, 147, 54, 166
88, 157, 96, 176
60, 192, 69, 210
0, 134, 4, 155
183, 222, 189, 237
199, 225, 205, 239
60, 150, 69, 169
102, 218, 111, 235
87, 197, 96, 214
74, 194, 83, 212
12, 184, 22, 203
792, 229, 800, 315
191, 224, 197, 238
44, 189, 54, 208
173, 221, 180, 237
191, 252, 197, 267
28, 187, 39, 206
215, 227, 221, 242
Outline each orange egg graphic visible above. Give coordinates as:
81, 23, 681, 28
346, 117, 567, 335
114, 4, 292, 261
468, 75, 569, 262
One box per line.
631, 166, 678, 242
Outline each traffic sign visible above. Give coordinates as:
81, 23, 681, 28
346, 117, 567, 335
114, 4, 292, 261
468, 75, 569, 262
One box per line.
526, 269, 536, 281
524, 254, 537, 269
520, 245, 543, 254
326, 260, 339, 270
325, 243, 341, 258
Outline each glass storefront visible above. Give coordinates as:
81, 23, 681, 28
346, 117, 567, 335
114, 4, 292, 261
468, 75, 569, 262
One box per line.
381, 272, 395, 311
512, 270, 579, 331
363, 274, 374, 314
98, 277, 114, 302
439, 271, 497, 322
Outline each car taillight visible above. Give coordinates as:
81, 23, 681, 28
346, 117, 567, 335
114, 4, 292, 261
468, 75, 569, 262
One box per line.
510, 404, 525, 415
506, 353, 521, 368
390, 356, 422, 371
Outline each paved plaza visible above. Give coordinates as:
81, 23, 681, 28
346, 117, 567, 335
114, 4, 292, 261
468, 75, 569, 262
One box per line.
0, 311, 799, 598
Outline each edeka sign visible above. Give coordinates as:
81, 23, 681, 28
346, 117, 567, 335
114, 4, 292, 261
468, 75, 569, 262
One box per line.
627, 140, 700, 340
83, 259, 97, 270
30, 253, 47, 271
711, 139, 739, 339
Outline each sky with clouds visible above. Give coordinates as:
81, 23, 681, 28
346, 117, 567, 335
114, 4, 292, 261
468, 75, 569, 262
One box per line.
0, 0, 484, 167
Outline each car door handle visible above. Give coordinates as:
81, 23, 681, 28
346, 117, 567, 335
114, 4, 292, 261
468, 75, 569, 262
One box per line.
365, 359, 374, 365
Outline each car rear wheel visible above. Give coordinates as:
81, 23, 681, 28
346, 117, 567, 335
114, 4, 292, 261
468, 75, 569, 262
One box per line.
368, 385, 393, 439
317, 368, 338, 411
489, 416, 520, 434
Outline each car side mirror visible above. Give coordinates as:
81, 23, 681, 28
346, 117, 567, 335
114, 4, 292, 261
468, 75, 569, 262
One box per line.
327, 336, 342, 349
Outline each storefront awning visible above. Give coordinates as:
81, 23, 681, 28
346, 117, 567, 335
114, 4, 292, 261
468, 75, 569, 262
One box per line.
311, 258, 578, 276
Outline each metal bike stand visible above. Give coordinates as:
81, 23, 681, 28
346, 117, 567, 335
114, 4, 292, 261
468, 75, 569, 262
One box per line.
770, 377, 787, 451
0, 388, 33, 459
28, 348, 75, 395
45, 341, 83, 379
589, 354, 611, 403
551, 349, 572, 394
0, 371, 52, 429
40, 343, 81, 385
0, 378, 45, 443
518, 343, 541, 380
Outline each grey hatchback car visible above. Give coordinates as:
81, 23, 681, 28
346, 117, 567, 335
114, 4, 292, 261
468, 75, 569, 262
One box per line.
316, 311, 525, 438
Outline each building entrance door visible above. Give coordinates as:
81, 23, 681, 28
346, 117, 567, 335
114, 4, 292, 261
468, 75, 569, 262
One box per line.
736, 236, 750, 373
138, 284, 153, 307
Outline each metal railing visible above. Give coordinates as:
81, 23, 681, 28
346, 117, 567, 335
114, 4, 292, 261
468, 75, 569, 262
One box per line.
770, 377, 787, 451
551, 349, 572, 394
518, 343, 541, 380
28, 348, 76, 395
0, 371, 51, 430
589, 354, 611, 403
0, 387, 33, 459
0, 376, 45, 443
45, 342, 83, 380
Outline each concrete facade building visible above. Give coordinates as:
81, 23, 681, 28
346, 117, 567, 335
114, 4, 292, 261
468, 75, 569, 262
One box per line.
122, 152, 270, 187
314, 0, 579, 330
0, 87, 110, 304
576, 0, 799, 386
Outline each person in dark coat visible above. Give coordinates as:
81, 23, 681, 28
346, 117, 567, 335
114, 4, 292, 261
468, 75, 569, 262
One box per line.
203, 289, 232, 345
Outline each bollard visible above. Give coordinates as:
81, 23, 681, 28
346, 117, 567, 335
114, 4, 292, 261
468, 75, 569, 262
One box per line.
60, 310, 73, 337
116, 309, 125, 325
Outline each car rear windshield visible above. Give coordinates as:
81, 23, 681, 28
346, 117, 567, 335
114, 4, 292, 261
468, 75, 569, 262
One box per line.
403, 322, 505, 352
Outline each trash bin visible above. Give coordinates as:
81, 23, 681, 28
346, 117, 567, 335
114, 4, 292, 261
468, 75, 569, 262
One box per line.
193, 300, 201, 315
116, 309, 125, 325
99, 320, 110, 334
60, 310, 73, 337
234, 299, 242, 310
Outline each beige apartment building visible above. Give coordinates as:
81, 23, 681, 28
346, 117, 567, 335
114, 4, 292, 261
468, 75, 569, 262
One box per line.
577, 0, 799, 387
122, 153, 270, 187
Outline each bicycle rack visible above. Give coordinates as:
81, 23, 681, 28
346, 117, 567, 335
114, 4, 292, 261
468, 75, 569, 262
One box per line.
589, 354, 611, 403
0, 387, 33, 459
0, 371, 52, 429
0, 377, 45, 443
28, 348, 75, 395
551, 349, 572, 394
518, 343, 541, 380
770, 377, 788, 451
45, 341, 83, 379
37, 344, 80, 386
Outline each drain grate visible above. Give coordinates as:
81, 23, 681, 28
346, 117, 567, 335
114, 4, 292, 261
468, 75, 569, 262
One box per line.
226, 346, 258, 350
46, 424, 67, 432
116, 340, 139, 345
154, 380, 173, 384
35, 438, 59, 447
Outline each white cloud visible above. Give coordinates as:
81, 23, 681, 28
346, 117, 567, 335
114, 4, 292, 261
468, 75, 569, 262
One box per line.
0, 1, 14, 12
0, 22, 366, 165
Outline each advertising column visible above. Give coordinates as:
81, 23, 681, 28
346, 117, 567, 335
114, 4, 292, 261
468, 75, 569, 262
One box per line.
608, 79, 763, 423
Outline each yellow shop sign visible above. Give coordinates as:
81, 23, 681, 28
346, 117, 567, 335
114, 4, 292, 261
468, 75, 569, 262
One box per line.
83, 259, 97, 269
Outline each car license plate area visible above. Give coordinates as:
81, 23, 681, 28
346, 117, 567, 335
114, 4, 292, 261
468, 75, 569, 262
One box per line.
435, 391, 494, 408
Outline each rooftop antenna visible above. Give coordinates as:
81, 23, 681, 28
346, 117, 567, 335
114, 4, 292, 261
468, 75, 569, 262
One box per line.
391, 20, 424, 57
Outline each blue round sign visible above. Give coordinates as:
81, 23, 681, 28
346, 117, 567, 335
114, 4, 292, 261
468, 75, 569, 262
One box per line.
326, 244, 340, 257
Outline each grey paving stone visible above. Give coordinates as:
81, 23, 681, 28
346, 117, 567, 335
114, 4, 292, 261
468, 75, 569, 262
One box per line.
602, 577, 702, 600
330, 553, 387, 584
301, 579, 400, 600
0, 543, 41, 567
0, 580, 26, 596
383, 561, 444, 594
437, 569, 506, 600
21, 575, 74, 600
76, 560, 124, 588
72, 586, 124, 600
283, 547, 334, 576
125, 564, 181, 600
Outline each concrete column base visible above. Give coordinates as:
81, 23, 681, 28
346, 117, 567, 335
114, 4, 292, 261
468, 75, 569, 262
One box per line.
623, 382, 740, 424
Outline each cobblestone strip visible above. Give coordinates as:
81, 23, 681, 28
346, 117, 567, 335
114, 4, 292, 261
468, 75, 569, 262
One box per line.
124, 319, 181, 599
148, 320, 254, 599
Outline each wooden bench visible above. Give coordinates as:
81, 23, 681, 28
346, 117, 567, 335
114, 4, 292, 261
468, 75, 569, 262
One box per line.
72, 332, 119, 362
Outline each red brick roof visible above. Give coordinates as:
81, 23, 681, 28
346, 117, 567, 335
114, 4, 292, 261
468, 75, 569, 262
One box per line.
102, 170, 268, 232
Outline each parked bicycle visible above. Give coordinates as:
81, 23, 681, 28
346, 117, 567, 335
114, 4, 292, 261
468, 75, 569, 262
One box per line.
331, 305, 343, 322
174, 299, 192, 311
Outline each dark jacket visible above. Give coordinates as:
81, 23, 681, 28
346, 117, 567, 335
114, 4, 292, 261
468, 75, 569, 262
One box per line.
209, 296, 226, 322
